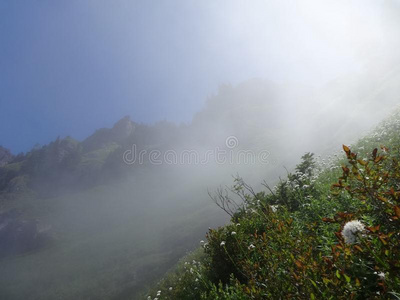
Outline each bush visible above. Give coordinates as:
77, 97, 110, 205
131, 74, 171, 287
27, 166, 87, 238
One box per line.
148, 111, 400, 299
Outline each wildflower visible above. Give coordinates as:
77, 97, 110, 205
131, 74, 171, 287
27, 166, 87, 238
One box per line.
147, 296, 151, 300
231, 231, 237, 235
169, 287, 173, 291
200, 240, 204, 244
190, 268, 194, 274
220, 241, 226, 246
341, 220, 365, 244
248, 244, 255, 249
270, 205, 278, 212
375, 272, 385, 280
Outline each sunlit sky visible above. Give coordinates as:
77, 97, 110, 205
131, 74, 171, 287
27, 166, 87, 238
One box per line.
0, 0, 395, 153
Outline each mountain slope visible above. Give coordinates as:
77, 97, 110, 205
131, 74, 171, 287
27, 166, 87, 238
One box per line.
147, 108, 400, 299
0, 73, 399, 299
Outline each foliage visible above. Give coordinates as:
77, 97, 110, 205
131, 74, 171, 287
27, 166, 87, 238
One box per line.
149, 110, 400, 299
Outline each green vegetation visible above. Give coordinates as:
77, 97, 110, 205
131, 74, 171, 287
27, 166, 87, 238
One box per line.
147, 109, 400, 299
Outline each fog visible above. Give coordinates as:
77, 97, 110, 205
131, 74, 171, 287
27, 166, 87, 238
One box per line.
1, 1, 400, 299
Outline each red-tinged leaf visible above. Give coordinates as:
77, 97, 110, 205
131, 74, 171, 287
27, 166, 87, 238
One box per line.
367, 224, 381, 233
379, 235, 388, 245
374, 156, 383, 163
354, 245, 363, 252
337, 212, 354, 220
372, 148, 378, 159
343, 145, 350, 153
395, 206, 400, 218
357, 159, 368, 166
378, 196, 388, 203
322, 218, 336, 223
335, 232, 342, 240
295, 260, 303, 269
292, 272, 300, 281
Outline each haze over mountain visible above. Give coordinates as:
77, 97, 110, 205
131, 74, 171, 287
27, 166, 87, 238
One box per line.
1, 1, 400, 299
1, 69, 400, 298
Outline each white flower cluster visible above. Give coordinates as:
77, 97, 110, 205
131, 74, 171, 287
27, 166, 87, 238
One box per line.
341, 220, 365, 244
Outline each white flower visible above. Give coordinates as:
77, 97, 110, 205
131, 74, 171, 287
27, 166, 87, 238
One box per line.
220, 241, 226, 246
231, 231, 237, 235
190, 268, 194, 274
270, 205, 278, 212
375, 272, 385, 280
200, 240, 204, 244
341, 220, 365, 244
147, 296, 151, 300
169, 287, 173, 291
248, 244, 255, 249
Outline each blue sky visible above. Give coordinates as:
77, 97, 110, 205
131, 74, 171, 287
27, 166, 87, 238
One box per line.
0, 0, 390, 153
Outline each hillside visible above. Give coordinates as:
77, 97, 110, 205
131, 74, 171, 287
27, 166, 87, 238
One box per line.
146, 108, 400, 299
0, 78, 399, 299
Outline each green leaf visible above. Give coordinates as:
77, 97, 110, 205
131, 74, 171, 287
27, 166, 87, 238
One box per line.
336, 270, 341, 279
322, 277, 331, 285
309, 279, 317, 288
344, 274, 351, 283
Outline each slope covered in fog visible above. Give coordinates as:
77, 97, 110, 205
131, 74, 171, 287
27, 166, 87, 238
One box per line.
147, 106, 400, 300
0, 68, 399, 298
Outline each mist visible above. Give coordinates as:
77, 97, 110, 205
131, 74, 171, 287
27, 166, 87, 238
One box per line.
1, 1, 400, 299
